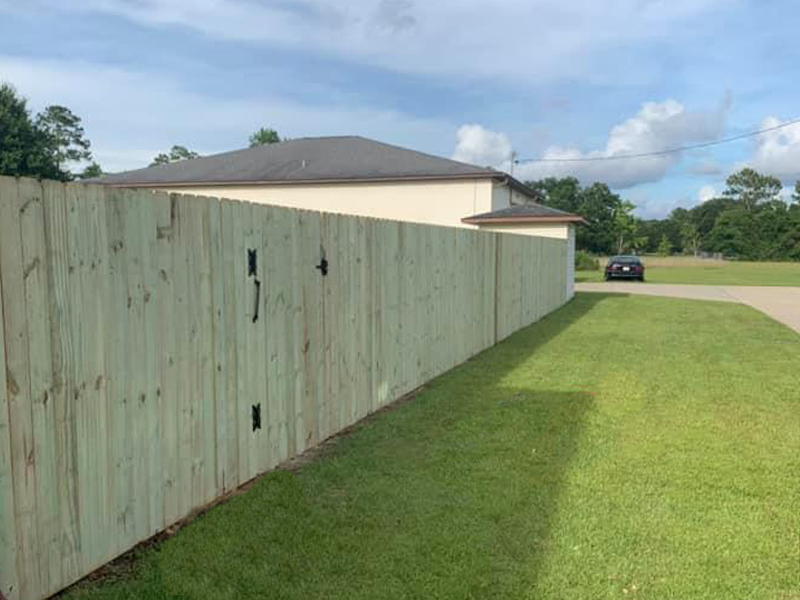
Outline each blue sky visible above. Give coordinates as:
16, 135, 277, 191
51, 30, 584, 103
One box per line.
2, 0, 799, 217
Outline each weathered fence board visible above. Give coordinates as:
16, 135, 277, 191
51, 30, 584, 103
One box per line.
0, 177, 570, 600
0, 192, 17, 600
44, 182, 77, 589
1, 177, 39, 600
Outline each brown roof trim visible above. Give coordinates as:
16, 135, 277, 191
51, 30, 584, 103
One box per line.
502, 176, 540, 200
102, 172, 507, 189
462, 215, 586, 225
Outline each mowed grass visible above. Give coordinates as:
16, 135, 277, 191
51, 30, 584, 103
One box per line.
65, 294, 800, 600
577, 259, 800, 286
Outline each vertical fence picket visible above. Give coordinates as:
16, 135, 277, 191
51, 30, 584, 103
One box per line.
0, 177, 40, 600
138, 192, 161, 537
16, 180, 57, 598
169, 194, 188, 518
120, 188, 147, 547
197, 197, 216, 504
219, 200, 241, 489
0, 179, 19, 600
157, 195, 179, 525
0, 283, 13, 599
67, 181, 95, 577
320, 212, 336, 438
289, 210, 305, 455
300, 212, 322, 451
242, 201, 261, 480
76, 184, 106, 570
102, 188, 125, 562
274, 208, 296, 462
356, 217, 371, 422
187, 197, 205, 505
249, 201, 269, 475
150, 192, 172, 531
230, 200, 250, 481
263, 206, 286, 465
207, 198, 227, 493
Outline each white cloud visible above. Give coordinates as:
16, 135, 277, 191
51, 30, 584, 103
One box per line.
698, 184, 718, 202
745, 116, 800, 184
0, 56, 457, 172
7, 0, 728, 83
466, 97, 730, 189
452, 125, 512, 167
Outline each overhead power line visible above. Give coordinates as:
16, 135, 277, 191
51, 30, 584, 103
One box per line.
514, 116, 800, 163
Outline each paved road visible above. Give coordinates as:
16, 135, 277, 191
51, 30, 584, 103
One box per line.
576, 282, 800, 333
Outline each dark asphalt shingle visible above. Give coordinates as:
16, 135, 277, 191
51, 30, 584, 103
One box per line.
96, 136, 503, 186
463, 204, 583, 221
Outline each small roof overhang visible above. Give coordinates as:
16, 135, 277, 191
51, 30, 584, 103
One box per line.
462, 204, 586, 225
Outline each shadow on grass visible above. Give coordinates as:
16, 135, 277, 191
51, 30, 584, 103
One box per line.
65, 293, 619, 600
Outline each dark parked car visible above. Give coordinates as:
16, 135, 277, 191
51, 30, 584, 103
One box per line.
605, 255, 645, 281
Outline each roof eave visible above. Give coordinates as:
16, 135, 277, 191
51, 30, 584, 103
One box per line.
99, 171, 506, 188
462, 215, 587, 225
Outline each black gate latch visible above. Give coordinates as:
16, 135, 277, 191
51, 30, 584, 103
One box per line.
247, 248, 257, 277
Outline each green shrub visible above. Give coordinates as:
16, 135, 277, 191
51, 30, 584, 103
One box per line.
575, 250, 599, 271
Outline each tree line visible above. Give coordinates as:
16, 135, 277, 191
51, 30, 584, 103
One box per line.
527, 169, 800, 261
0, 82, 282, 181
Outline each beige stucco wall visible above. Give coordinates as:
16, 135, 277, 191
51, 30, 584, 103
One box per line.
491, 182, 512, 210
490, 182, 532, 210
166, 179, 495, 230
474, 222, 570, 239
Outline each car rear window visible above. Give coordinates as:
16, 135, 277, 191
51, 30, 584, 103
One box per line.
609, 256, 641, 265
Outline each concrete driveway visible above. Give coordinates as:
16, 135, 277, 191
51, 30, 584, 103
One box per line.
576, 282, 800, 333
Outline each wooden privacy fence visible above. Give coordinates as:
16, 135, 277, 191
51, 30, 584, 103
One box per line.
0, 176, 568, 600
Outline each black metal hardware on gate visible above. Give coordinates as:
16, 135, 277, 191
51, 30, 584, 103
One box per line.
252, 279, 261, 323
247, 249, 260, 323
252, 404, 261, 431
316, 246, 329, 276
247, 248, 257, 277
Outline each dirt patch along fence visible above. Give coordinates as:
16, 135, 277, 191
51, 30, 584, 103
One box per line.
0, 176, 569, 600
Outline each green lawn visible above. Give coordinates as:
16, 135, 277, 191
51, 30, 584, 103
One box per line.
66, 294, 800, 600
577, 260, 800, 286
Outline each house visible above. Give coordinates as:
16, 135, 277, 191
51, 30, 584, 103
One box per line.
99, 136, 580, 233
98, 136, 582, 294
